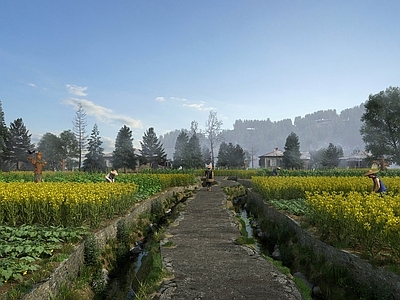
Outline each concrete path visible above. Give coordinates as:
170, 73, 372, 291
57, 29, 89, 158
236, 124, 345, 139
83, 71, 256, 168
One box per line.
156, 177, 303, 300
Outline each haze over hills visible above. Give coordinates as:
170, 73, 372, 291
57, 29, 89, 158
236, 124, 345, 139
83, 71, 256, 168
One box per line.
160, 104, 366, 162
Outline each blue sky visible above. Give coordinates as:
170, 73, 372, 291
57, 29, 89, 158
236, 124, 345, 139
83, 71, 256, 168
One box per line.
1, 1, 399, 153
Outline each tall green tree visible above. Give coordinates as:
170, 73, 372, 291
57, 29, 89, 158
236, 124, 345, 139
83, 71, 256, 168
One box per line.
59, 130, 79, 170
112, 125, 136, 172
309, 148, 326, 170
5, 118, 34, 170
0, 101, 8, 170
232, 144, 246, 168
173, 130, 189, 169
201, 145, 211, 167
185, 131, 203, 169
360, 86, 400, 164
140, 127, 166, 168
217, 142, 245, 169
321, 143, 343, 169
38, 132, 63, 171
282, 132, 303, 170
72, 103, 87, 171
83, 124, 106, 173
217, 142, 229, 168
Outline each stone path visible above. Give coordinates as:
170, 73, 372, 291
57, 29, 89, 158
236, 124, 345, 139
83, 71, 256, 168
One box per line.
156, 177, 303, 300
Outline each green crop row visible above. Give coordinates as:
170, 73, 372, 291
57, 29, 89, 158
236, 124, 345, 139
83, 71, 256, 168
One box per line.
0, 225, 88, 286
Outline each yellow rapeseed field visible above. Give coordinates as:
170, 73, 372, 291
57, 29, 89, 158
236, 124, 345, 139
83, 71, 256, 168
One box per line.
252, 176, 400, 259
0, 182, 138, 227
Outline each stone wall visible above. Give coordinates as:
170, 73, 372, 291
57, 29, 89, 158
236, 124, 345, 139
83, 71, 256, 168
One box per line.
22, 184, 200, 300
246, 190, 400, 300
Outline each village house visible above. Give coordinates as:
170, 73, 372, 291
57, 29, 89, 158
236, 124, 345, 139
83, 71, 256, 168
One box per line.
258, 148, 283, 168
258, 148, 310, 169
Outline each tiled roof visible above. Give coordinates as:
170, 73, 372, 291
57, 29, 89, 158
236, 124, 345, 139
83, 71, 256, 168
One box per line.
259, 148, 283, 157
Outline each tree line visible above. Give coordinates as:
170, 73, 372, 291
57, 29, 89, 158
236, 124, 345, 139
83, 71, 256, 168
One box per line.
167, 86, 400, 170
0, 102, 167, 172
1, 86, 399, 172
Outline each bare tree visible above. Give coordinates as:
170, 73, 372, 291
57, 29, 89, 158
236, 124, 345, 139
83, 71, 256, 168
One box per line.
72, 103, 88, 171
205, 110, 222, 168
190, 120, 198, 135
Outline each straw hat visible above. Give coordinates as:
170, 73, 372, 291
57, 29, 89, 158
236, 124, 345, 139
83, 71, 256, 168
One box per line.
111, 170, 118, 176
364, 169, 378, 176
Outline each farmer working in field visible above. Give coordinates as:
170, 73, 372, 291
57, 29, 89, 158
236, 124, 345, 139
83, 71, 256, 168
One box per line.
364, 169, 387, 195
105, 170, 118, 182
271, 166, 281, 176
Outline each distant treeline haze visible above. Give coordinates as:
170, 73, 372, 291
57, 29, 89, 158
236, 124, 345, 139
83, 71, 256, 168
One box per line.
160, 104, 365, 159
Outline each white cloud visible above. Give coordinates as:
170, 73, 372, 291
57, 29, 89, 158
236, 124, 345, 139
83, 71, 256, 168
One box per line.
183, 101, 214, 111
170, 97, 187, 102
28, 83, 36, 87
156, 96, 188, 102
66, 84, 88, 97
158, 96, 211, 111
63, 98, 143, 129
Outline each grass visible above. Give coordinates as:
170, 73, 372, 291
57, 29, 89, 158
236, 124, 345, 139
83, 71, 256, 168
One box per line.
163, 241, 174, 247
292, 276, 312, 300
134, 241, 171, 300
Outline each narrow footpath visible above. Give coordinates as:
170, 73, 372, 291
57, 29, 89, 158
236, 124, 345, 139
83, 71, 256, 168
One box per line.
156, 177, 303, 300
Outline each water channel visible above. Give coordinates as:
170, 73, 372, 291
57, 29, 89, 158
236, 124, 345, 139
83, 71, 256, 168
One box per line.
105, 198, 263, 299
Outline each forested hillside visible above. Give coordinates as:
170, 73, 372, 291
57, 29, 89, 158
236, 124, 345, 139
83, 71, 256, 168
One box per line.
160, 104, 365, 161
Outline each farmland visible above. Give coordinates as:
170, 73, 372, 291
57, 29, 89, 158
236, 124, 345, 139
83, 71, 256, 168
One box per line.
0, 171, 196, 296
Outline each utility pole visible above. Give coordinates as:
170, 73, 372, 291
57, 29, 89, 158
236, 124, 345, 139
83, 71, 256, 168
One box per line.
246, 127, 256, 168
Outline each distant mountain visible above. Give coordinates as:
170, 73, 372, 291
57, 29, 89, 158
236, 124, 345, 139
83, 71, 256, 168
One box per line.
160, 104, 366, 161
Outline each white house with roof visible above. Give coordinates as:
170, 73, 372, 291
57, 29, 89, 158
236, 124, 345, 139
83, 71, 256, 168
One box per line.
258, 148, 283, 168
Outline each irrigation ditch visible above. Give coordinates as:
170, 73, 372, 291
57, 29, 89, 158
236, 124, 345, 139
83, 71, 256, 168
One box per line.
232, 180, 400, 300
101, 198, 185, 300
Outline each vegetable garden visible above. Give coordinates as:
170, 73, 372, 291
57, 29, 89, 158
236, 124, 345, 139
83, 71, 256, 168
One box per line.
0, 171, 196, 294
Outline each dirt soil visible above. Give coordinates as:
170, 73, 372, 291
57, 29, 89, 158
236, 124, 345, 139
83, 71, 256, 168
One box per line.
156, 177, 303, 300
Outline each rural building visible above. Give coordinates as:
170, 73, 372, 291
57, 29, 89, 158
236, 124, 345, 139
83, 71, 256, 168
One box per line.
258, 148, 311, 169
258, 148, 283, 168
339, 150, 371, 168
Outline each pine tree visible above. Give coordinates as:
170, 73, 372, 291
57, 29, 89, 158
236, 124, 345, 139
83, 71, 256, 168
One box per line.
185, 132, 203, 169
173, 130, 189, 169
282, 132, 303, 170
321, 143, 343, 169
217, 142, 245, 169
140, 127, 166, 169
232, 144, 246, 168
5, 118, 34, 170
83, 124, 105, 172
201, 145, 211, 167
72, 103, 87, 171
217, 142, 229, 168
112, 125, 136, 172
